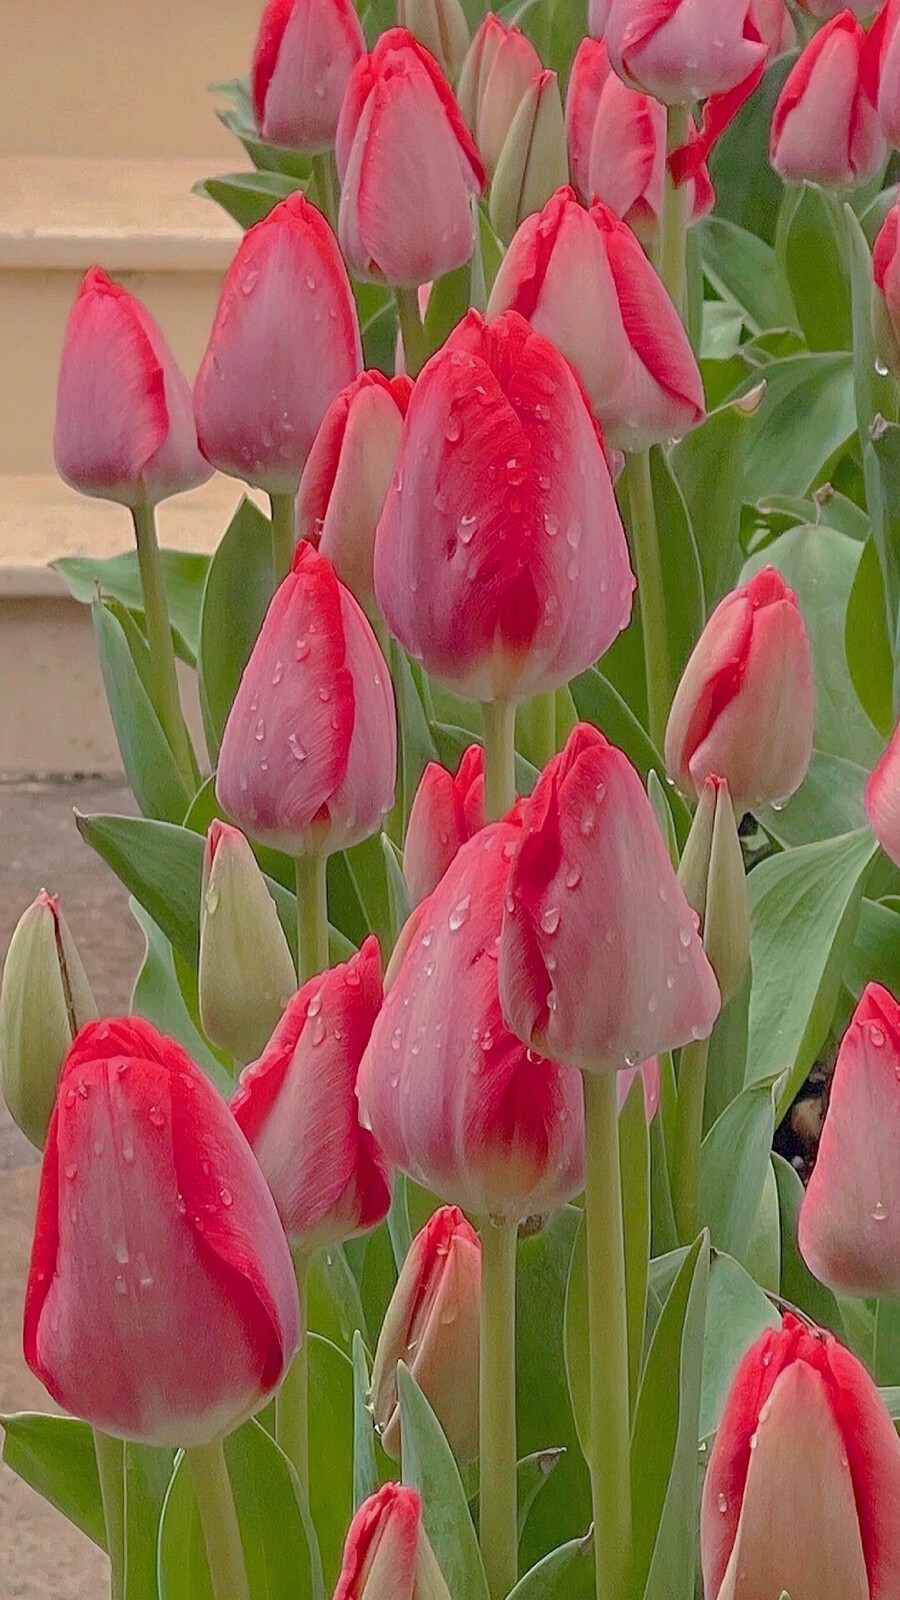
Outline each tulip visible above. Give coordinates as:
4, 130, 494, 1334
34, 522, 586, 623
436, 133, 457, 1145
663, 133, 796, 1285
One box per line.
701, 1314, 900, 1600
335, 28, 485, 287
664, 566, 815, 812
798, 984, 900, 1298
589, 0, 612, 30
370, 1205, 480, 1463
797, 0, 885, 15
333, 1484, 452, 1600
872, 202, 900, 380
604, 0, 769, 106
54, 268, 211, 508
198, 821, 296, 1066
489, 70, 569, 244
565, 38, 714, 240
297, 371, 412, 617
770, 12, 886, 189
866, 0, 900, 151
358, 821, 585, 1220
749, 0, 796, 52
231, 938, 390, 1251
373, 308, 635, 705
499, 724, 720, 1073
251, 0, 365, 151
23, 1018, 298, 1446
866, 714, 900, 864
194, 193, 361, 494
457, 14, 544, 176
216, 540, 396, 858
0, 893, 97, 1150
678, 775, 750, 1005
488, 190, 705, 453
404, 745, 485, 906
398, 0, 470, 80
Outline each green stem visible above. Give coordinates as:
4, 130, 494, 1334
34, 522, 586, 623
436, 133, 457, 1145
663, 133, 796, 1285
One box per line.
583, 1071, 632, 1600
482, 698, 517, 822
672, 1036, 711, 1245
313, 151, 340, 231
622, 451, 672, 751
294, 853, 329, 983
93, 1431, 125, 1600
131, 502, 197, 791
659, 103, 692, 323
186, 1439, 250, 1600
276, 1252, 310, 1497
479, 1218, 519, 1600
396, 287, 429, 378
269, 491, 297, 586
516, 690, 557, 773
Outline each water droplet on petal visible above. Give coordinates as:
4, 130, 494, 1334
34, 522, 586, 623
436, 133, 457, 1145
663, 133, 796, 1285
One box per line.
148, 1106, 165, 1128
449, 895, 471, 931
288, 733, 308, 762
717, 1493, 728, 1514
254, 718, 266, 743
873, 1200, 888, 1221
869, 1023, 886, 1048
566, 865, 582, 890
541, 906, 561, 935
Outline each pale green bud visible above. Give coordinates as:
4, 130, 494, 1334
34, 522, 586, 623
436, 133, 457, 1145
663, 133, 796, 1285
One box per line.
489, 70, 568, 245
398, 0, 470, 80
678, 775, 750, 1004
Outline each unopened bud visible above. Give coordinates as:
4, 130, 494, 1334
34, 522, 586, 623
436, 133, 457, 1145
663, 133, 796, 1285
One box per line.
489, 70, 568, 245
333, 1483, 452, 1600
398, 0, 470, 80
678, 775, 749, 1004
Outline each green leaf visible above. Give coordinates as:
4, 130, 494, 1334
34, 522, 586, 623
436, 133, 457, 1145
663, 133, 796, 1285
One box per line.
92, 601, 192, 824
710, 53, 796, 243
194, 170, 303, 228
700, 1253, 780, 1442
517, 1451, 565, 1541
352, 1332, 379, 1511
697, 218, 796, 336
308, 1334, 354, 1590
863, 420, 900, 662
874, 1298, 900, 1386
670, 395, 759, 606
745, 828, 877, 1118
307, 1247, 369, 1355
759, 750, 868, 849
197, 497, 274, 762
700, 1081, 777, 1266
772, 1153, 844, 1335
846, 897, 900, 999
129, 902, 232, 1091
77, 813, 205, 964
735, 353, 856, 502
507, 1536, 596, 1600
775, 184, 850, 352
53, 549, 209, 665
123, 1443, 175, 1600
846, 203, 898, 465
563, 1214, 590, 1462
846, 536, 894, 739
743, 1157, 782, 1295
649, 445, 705, 685
0, 1413, 106, 1550
398, 1364, 490, 1600
216, 104, 313, 179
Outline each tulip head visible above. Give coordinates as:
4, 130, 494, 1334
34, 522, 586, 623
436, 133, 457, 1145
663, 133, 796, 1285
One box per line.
0, 893, 97, 1150
678, 775, 750, 1005
866, 714, 900, 865
489, 70, 569, 245
770, 12, 886, 189
251, 0, 365, 151
604, 0, 769, 106
333, 1484, 452, 1600
872, 203, 900, 381
403, 745, 485, 906
458, 15, 544, 176
398, 0, 470, 80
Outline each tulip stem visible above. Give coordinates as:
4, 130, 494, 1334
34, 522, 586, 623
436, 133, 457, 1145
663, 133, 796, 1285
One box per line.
313, 152, 340, 232
131, 502, 198, 793
482, 698, 517, 821
93, 1430, 125, 1600
186, 1439, 250, 1600
276, 1252, 310, 1501
270, 492, 296, 585
479, 1217, 519, 1600
294, 853, 330, 982
583, 1070, 632, 1600
396, 287, 429, 378
660, 104, 692, 324
622, 451, 672, 751
672, 1035, 711, 1244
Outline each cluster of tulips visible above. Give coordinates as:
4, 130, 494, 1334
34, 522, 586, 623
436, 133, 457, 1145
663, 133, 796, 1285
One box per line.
9, 0, 900, 1597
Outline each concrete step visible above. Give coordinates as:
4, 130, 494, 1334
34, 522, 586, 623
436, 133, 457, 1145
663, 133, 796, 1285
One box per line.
0, 156, 241, 475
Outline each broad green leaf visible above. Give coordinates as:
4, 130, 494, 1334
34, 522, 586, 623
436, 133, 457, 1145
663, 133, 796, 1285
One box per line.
382, 835, 411, 948
123, 1443, 175, 1600
563, 1214, 589, 1461
0, 1413, 105, 1549
129, 902, 231, 1091
775, 184, 850, 352
194, 170, 303, 228
697, 218, 796, 336
352, 1332, 379, 1511
701, 300, 745, 360
863, 420, 900, 664
700, 1081, 777, 1266
772, 1154, 843, 1335
735, 353, 856, 501
398, 1364, 490, 1600
711, 54, 795, 241
670, 395, 759, 606
342, 833, 393, 952
699, 1253, 780, 1442
53, 548, 209, 665
846, 536, 894, 739
875, 1298, 900, 1386
846, 204, 898, 463
216, 103, 312, 179
506, 1536, 595, 1600
390, 644, 439, 825
197, 497, 274, 761
846, 896, 900, 998
308, 1334, 354, 1590
92, 601, 192, 824
878, 1385, 900, 1420
307, 1247, 369, 1354
742, 1158, 782, 1295
517, 1451, 565, 1541
649, 445, 705, 685
704, 977, 751, 1130
759, 750, 868, 849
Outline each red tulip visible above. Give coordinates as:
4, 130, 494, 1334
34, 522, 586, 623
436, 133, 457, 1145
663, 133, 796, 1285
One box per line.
403, 745, 485, 906
194, 193, 361, 493
54, 268, 211, 508
370, 1205, 480, 1463
701, 1314, 900, 1600
216, 541, 396, 858
23, 1018, 298, 1447
748, 0, 796, 52
664, 566, 815, 811
603, 0, 768, 106
488, 190, 705, 453
872, 203, 900, 380
866, 715, 900, 864
231, 937, 391, 1252
333, 1484, 452, 1600
771, 12, 885, 188
866, 0, 900, 151
335, 28, 485, 286
499, 724, 720, 1073
373, 308, 634, 703
297, 371, 413, 617
457, 14, 544, 176
251, 0, 365, 151
358, 822, 585, 1221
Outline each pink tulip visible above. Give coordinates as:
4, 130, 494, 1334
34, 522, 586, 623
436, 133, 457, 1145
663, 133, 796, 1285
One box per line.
403, 745, 485, 906
54, 268, 211, 508
374, 308, 634, 704
457, 14, 544, 175
771, 11, 886, 189
488, 190, 705, 453
333, 1484, 452, 1600
358, 821, 585, 1221
231, 937, 391, 1252
749, 0, 796, 52
865, 0, 900, 150
23, 1018, 298, 1446
194, 193, 361, 493
216, 541, 396, 858
251, 0, 365, 151
297, 371, 412, 617
604, 0, 768, 106
664, 566, 815, 811
866, 714, 900, 864
499, 724, 720, 1073
872, 203, 900, 380
701, 1314, 900, 1600
336, 28, 485, 286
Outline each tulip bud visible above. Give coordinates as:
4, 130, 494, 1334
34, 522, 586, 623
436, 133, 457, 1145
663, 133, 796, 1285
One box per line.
770, 12, 886, 189
489, 71, 569, 244
216, 541, 397, 859
358, 822, 585, 1221
866, 714, 900, 865
370, 1206, 480, 1462
398, 0, 470, 81
297, 371, 412, 617
604, 0, 768, 105
24, 1018, 299, 1445
872, 204, 900, 381
373, 307, 635, 704
665, 567, 815, 812
336, 28, 485, 287
678, 775, 749, 1005
194, 194, 362, 494
251, 0, 365, 151
588, 0, 611, 31
868, 0, 900, 153
232, 938, 390, 1251
701, 1314, 900, 1600
458, 15, 543, 176
404, 745, 485, 906
55, 269, 211, 509
749, 0, 796, 53
0, 894, 97, 1150
333, 1484, 452, 1600
488, 190, 705, 453
198, 821, 296, 1065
